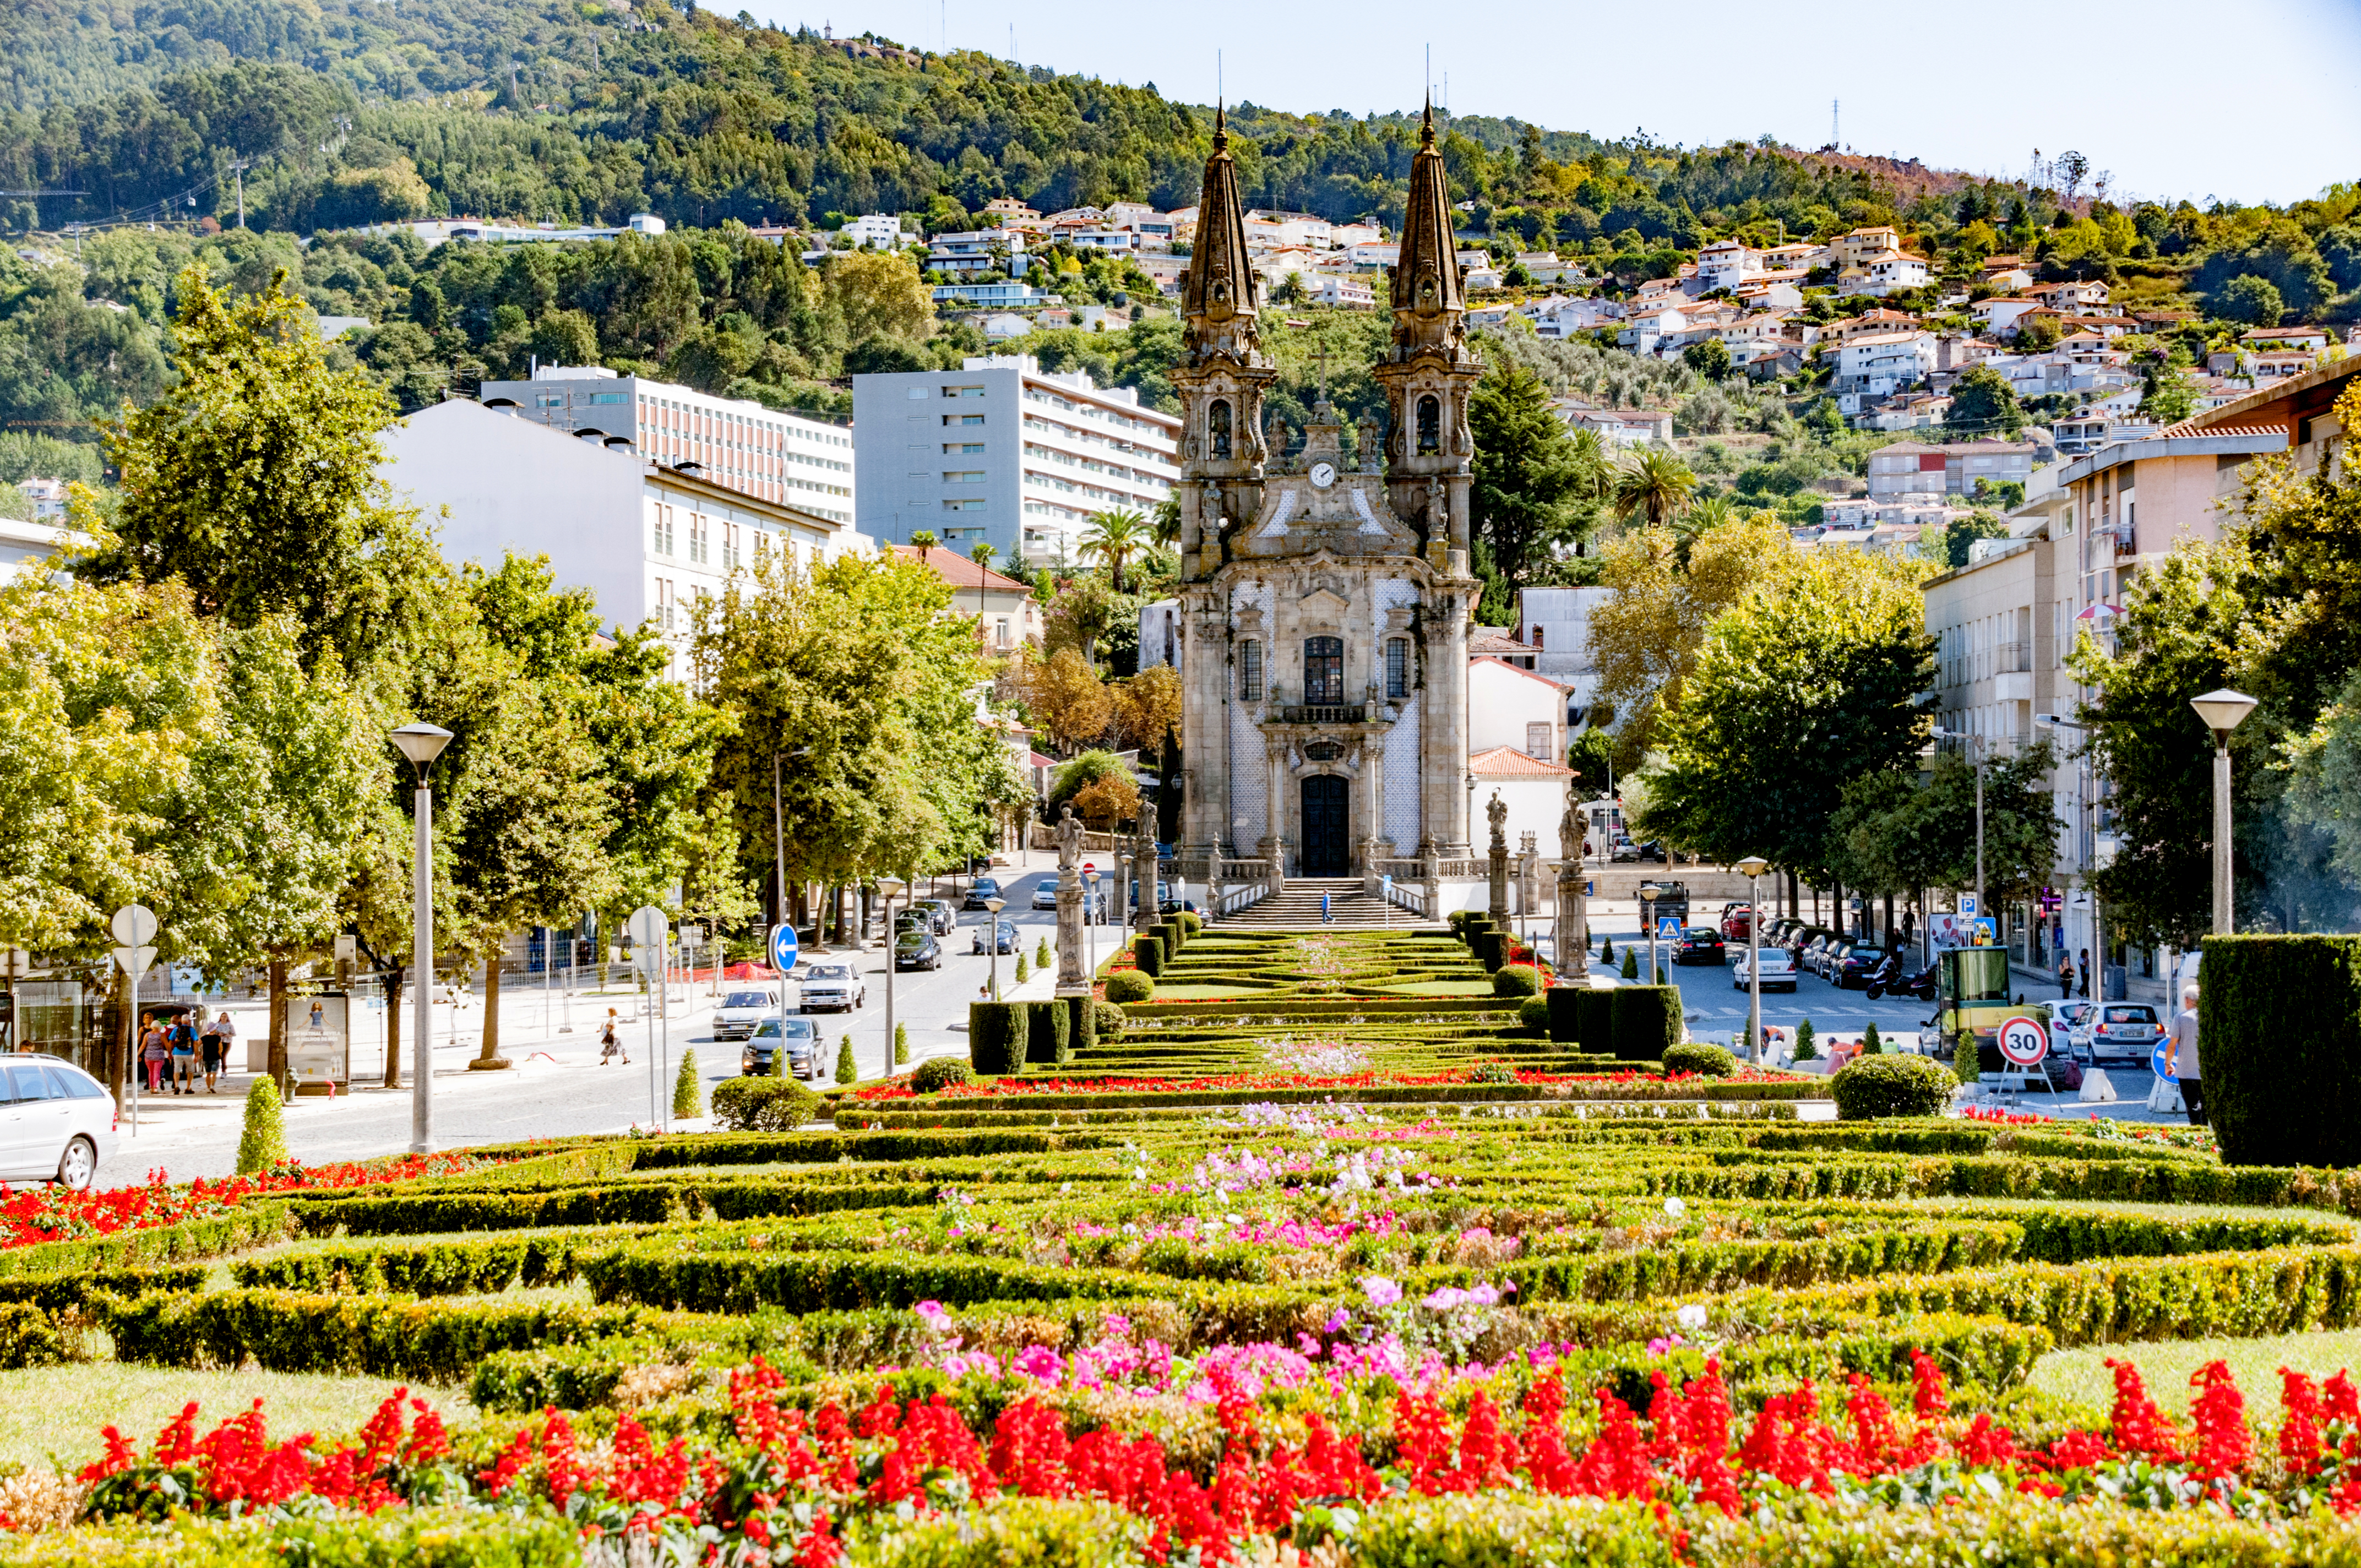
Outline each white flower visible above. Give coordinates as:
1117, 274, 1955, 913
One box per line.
1663, 1196, 1688, 1219
1677, 1304, 1709, 1331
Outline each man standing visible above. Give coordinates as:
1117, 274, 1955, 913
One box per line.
2078, 949, 2093, 999
2169, 983, 2204, 1125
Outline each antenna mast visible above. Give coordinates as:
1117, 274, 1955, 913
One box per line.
1831, 99, 1838, 149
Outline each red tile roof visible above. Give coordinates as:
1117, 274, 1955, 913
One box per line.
894, 545, 1032, 593
1469, 745, 1574, 776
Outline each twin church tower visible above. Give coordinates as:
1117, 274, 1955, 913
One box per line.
1173, 105, 1479, 878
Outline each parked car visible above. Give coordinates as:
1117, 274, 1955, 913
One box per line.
1635, 841, 1668, 863
1719, 903, 1753, 941
2087, 1002, 2165, 1067
1673, 927, 1726, 965
1797, 934, 1839, 976
894, 928, 942, 971
971, 918, 1019, 955
960, 878, 1003, 911
1031, 876, 1059, 911
1781, 925, 1835, 963
0, 1054, 116, 1188
711, 987, 782, 1042
2043, 999, 2099, 1063
913, 899, 956, 934
798, 963, 866, 1012
1834, 945, 1887, 990
1638, 880, 1689, 927
741, 1016, 820, 1079
1609, 837, 1640, 863
1732, 949, 1797, 992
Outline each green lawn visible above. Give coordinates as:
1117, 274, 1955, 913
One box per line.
2028, 1327, 2361, 1420
0, 1363, 477, 1472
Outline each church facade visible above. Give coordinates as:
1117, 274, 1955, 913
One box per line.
1174, 106, 1479, 879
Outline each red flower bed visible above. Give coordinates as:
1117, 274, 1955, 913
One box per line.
0, 1152, 488, 1252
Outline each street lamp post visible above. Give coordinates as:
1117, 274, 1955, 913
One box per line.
390, 722, 454, 1154
1736, 856, 1769, 1064
1640, 885, 1660, 984
1084, 870, 1102, 976
2189, 689, 2258, 937
2036, 712, 2099, 984
1931, 727, 1988, 929
983, 896, 1007, 999
874, 876, 906, 1082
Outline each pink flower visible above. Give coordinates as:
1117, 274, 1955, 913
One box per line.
913, 1300, 950, 1332
1362, 1275, 1402, 1307
1422, 1287, 1468, 1311
1013, 1344, 1063, 1384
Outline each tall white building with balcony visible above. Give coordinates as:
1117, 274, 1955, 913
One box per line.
852, 355, 1180, 567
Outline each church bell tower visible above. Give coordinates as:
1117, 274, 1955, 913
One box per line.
1172, 106, 1275, 585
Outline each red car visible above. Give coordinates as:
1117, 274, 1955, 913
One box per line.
1720, 903, 1753, 941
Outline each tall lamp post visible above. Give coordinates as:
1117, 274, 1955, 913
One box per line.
390, 722, 454, 1154
983, 896, 1007, 999
2036, 712, 2098, 978
2189, 689, 2257, 937
1736, 856, 1769, 1063
874, 876, 905, 1083
1930, 726, 1988, 932
1084, 870, 1102, 976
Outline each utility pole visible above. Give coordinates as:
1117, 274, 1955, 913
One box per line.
1831, 99, 1839, 149
228, 160, 251, 228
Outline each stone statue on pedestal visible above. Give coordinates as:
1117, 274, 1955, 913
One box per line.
1556, 784, 1590, 979
1054, 807, 1089, 992
1487, 790, 1510, 922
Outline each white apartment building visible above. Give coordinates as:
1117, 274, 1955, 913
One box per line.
1835, 331, 1936, 397
1695, 238, 1759, 293
477, 366, 854, 524
840, 213, 918, 249
378, 400, 858, 679
852, 355, 1180, 568
14, 477, 67, 521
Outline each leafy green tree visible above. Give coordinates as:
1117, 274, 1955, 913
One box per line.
1681, 337, 1732, 379
2221, 275, 2286, 327
1470, 356, 1598, 591
1945, 366, 2023, 436
1935, 511, 2010, 569
1636, 549, 1934, 878
1831, 744, 2057, 910
1566, 727, 1616, 798
1078, 509, 1150, 594
2139, 373, 2198, 427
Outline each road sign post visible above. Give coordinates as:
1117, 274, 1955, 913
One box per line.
770, 923, 800, 1050
628, 905, 668, 1130
111, 903, 158, 1133
1996, 1012, 2055, 1097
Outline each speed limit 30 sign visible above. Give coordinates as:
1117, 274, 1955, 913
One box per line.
1996, 1015, 2049, 1068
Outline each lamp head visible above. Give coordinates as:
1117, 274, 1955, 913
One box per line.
1639, 886, 1658, 903
2189, 688, 2258, 736
984, 897, 1005, 914
2033, 713, 2064, 728
1736, 854, 1770, 878
390, 722, 454, 772
875, 875, 907, 899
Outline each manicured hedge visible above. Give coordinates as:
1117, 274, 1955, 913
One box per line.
1064, 992, 1096, 1057
1832, 1054, 1958, 1119
0, 1509, 587, 1568
1024, 997, 1071, 1066
1132, 935, 1164, 977
970, 999, 1027, 1075
1545, 985, 1584, 1043
2205, 933, 2361, 1168
1611, 985, 1683, 1061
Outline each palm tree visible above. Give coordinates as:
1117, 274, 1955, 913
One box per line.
1078, 508, 1149, 593
971, 541, 997, 620
1610, 448, 1697, 532
907, 529, 940, 562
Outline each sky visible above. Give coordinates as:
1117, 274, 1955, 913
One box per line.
746, 0, 2361, 208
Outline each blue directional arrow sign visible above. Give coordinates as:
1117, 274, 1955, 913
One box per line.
770, 922, 799, 974
2151, 1041, 2175, 1081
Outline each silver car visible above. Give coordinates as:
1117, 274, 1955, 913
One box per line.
2, 1055, 118, 1189
711, 987, 781, 1042
1031, 876, 1059, 911
797, 962, 867, 1013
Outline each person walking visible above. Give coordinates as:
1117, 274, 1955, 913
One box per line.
2170, 983, 2205, 1125
209, 1011, 237, 1088
199, 1012, 224, 1092
2055, 951, 2075, 999
170, 1014, 198, 1093
1320, 891, 1332, 924
139, 1014, 168, 1095
598, 1008, 628, 1065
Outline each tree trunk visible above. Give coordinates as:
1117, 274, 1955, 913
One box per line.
1785, 869, 1799, 921
1884, 891, 1896, 945
266, 959, 289, 1092
472, 954, 511, 1068
383, 967, 404, 1088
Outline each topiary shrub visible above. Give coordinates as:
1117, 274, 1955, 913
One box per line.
1860, 1022, 1883, 1055
910, 1056, 975, 1094
894, 1023, 909, 1065
1830, 1054, 1956, 1120
1063, 992, 1095, 1057
1619, 947, 1640, 980
1131, 936, 1165, 978
1024, 998, 1070, 1066
1013, 951, 1030, 984
1035, 937, 1052, 970
1518, 996, 1551, 1031
1793, 1019, 1818, 1060
834, 1035, 857, 1086
2206, 934, 2361, 1167
1545, 986, 1582, 1043
1610, 985, 1683, 1062
1600, 935, 1614, 962
708, 1076, 820, 1131
1475, 931, 1508, 972
1576, 988, 1615, 1054
1092, 999, 1128, 1039
969, 1001, 1027, 1076
1105, 969, 1154, 1004
1493, 963, 1543, 998
1178, 911, 1203, 935
235, 1076, 287, 1175
1664, 1042, 1738, 1078
672, 1048, 703, 1118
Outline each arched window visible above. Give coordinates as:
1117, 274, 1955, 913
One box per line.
1209, 399, 1232, 460
1304, 636, 1344, 705
1416, 395, 1441, 455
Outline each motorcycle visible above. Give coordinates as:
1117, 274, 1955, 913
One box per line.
1866, 956, 1934, 1003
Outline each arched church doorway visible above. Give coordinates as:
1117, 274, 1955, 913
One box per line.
1300, 775, 1350, 876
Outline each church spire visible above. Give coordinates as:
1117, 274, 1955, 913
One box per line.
1391, 93, 1464, 334
1182, 100, 1259, 341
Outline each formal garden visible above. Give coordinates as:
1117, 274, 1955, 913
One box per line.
2, 928, 2360, 1565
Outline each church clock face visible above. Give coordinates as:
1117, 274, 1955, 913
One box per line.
1308, 461, 1337, 489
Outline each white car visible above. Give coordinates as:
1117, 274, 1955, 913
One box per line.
2, 1055, 118, 1189
798, 963, 867, 1013
1031, 875, 1059, 911
711, 987, 781, 1042
1731, 949, 1798, 993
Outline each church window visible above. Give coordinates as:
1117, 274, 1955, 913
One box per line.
1209, 399, 1232, 460
1417, 396, 1440, 455
1238, 639, 1263, 701
1385, 638, 1409, 698
1304, 636, 1343, 705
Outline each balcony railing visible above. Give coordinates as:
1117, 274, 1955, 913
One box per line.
1278, 704, 1367, 725
1993, 641, 2032, 674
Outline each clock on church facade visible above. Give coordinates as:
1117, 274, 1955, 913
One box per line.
1173, 103, 1479, 880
